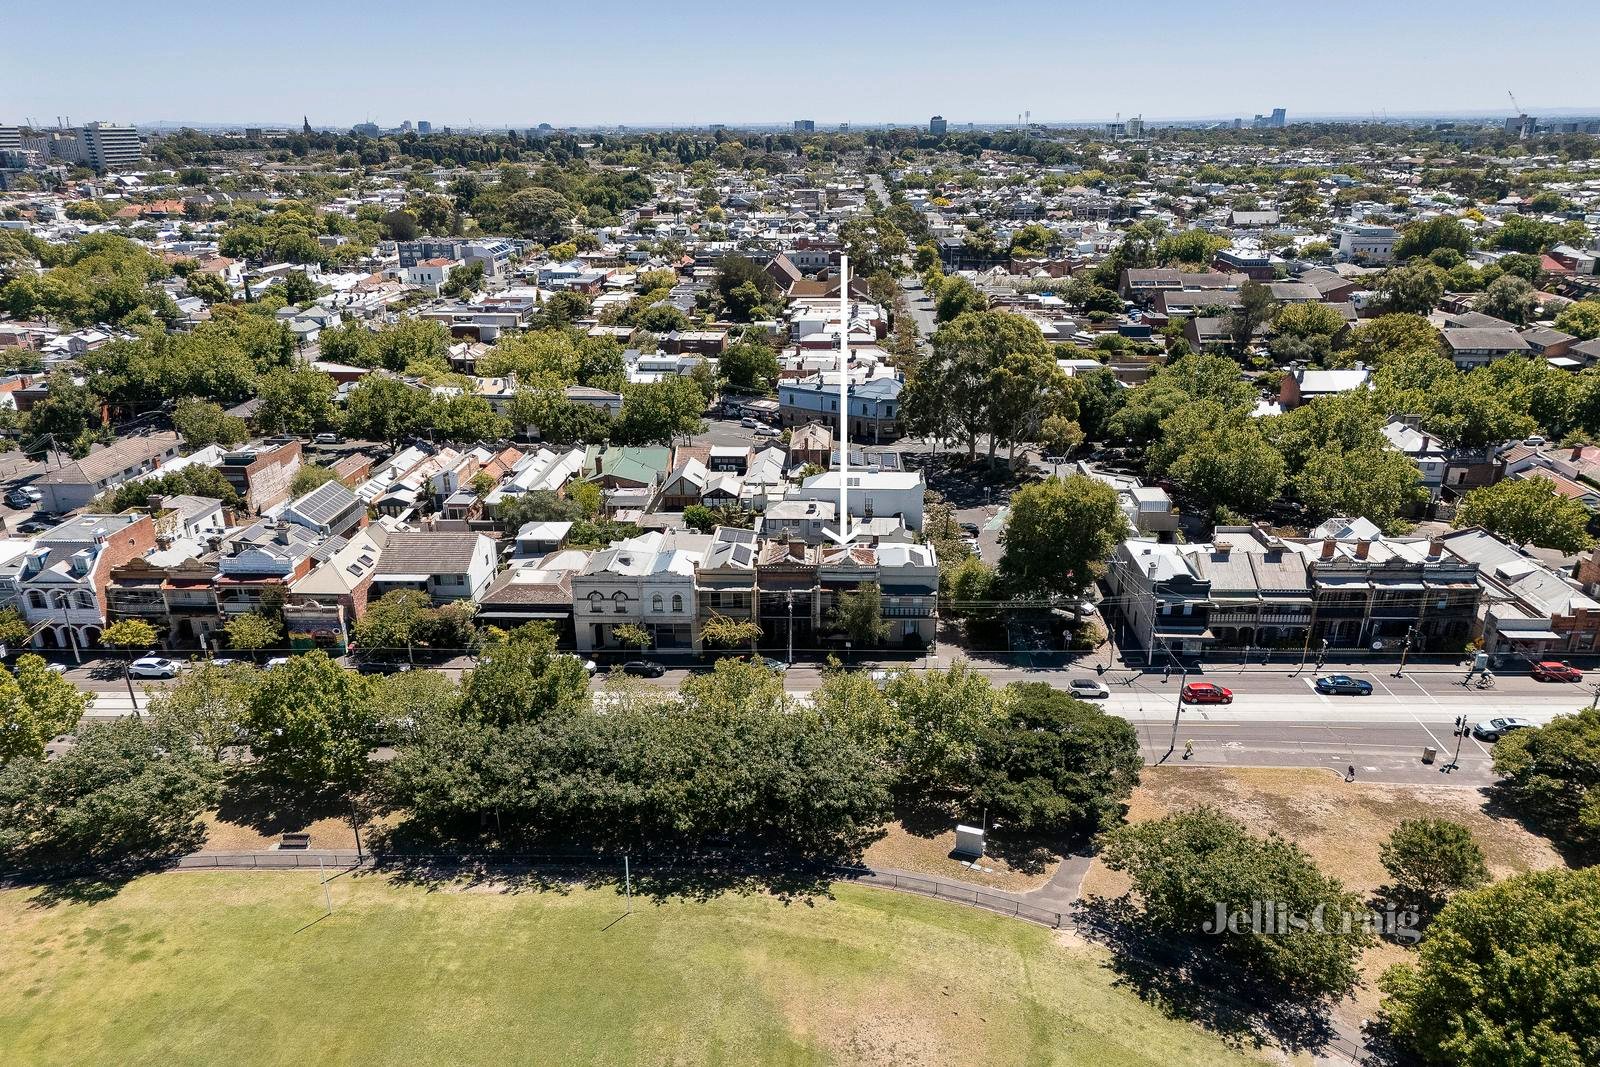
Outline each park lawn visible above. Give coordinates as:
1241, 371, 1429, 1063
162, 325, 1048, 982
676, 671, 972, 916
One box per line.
0, 871, 1270, 1067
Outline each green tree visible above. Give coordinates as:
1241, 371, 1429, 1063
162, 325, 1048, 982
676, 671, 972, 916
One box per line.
934, 276, 986, 322
343, 376, 427, 447
883, 662, 1001, 793
612, 622, 653, 650
0, 654, 95, 764
1155, 228, 1228, 267
100, 619, 157, 651
1150, 403, 1287, 516
1455, 477, 1596, 552
254, 367, 339, 437
504, 187, 575, 243
185, 269, 232, 305
974, 683, 1141, 835
1378, 262, 1448, 315
441, 261, 485, 299
999, 475, 1127, 601
699, 614, 762, 650
147, 660, 258, 762
1554, 300, 1600, 341
289, 462, 339, 497
719, 340, 779, 393
172, 399, 247, 449
242, 650, 377, 790
1378, 818, 1489, 909
829, 583, 890, 647
224, 612, 284, 652
353, 590, 435, 660
1491, 705, 1600, 851
1227, 280, 1276, 349
281, 270, 317, 305
0, 717, 219, 865
1393, 216, 1474, 261
1481, 274, 1538, 325
1380, 868, 1600, 1067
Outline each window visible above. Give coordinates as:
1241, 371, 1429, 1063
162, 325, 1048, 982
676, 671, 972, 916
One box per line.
671, 594, 683, 613
27, 591, 46, 610
612, 591, 627, 613
652, 594, 664, 613
588, 592, 603, 614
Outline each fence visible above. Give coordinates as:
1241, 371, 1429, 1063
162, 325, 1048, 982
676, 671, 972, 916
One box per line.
830, 865, 1063, 927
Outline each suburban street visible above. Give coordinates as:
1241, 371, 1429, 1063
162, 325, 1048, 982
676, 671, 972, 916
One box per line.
67, 658, 1584, 785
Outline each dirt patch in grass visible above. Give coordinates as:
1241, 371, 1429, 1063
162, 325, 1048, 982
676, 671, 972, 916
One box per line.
1085, 766, 1563, 896
1078, 766, 1569, 1038
200, 811, 397, 851
864, 821, 1060, 893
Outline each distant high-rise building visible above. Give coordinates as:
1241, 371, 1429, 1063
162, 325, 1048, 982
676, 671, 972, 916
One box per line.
302, 116, 312, 134
352, 122, 380, 136
1126, 115, 1145, 137
793, 119, 815, 132
929, 115, 947, 135
1504, 114, 1537, 139
400, 120, 412, 132
1232, 118, 1244, 130
79, 122, 141, 170
1271, 107, 1287, 128
417, 120, 432, 134
0, 127, 24, 152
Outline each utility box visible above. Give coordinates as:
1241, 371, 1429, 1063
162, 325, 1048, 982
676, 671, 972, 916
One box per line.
953, 824, 985, 859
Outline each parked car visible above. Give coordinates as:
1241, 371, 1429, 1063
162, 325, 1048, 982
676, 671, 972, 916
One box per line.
621, 660, 666, 678
757, 656, 787, 673
1314, 674, 1374, 696
128, 656, 181, 679
1068, 677, 1110, 699
313, 432, 343, 445
1472, 716, 1536, 741
5, 488, 38, 509
264, 656, 292, 669
356, 658, 414, 675
16, 520, 47, 534
753, 425, 780, 438
1180, 681, 1233, 705
959, 521, 980, 536
1532, 660, 1583, 682
739, 417, 764, 429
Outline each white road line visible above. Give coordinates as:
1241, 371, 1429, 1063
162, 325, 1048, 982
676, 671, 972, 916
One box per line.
1376, 672, 1450, 753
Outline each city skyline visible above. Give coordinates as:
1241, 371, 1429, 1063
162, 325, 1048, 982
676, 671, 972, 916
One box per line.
9, 0, 1595, 129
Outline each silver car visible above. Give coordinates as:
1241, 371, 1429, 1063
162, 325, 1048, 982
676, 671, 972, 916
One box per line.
1068, 677, 1111, 699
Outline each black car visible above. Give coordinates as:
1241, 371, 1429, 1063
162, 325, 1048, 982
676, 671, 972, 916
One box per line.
1314, 674, 1373, 696
355, 658, 414, 675
622, 660, 666, 678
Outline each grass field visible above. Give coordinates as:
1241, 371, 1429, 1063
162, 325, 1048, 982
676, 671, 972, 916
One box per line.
0, 871, 1270, 1067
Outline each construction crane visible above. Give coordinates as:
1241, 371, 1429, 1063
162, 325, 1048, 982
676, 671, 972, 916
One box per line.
1507, 90, 1521, 115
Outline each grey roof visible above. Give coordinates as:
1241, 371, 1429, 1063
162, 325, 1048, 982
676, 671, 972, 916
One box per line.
1443, 328, 1530, 352
376, 531, 486, 575
286, 480, 361, 528
38, 432, 180, 487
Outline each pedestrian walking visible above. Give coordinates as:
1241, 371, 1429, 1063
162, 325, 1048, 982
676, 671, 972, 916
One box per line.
1183, 739, 1194, 760
1345, 763, 1356, 782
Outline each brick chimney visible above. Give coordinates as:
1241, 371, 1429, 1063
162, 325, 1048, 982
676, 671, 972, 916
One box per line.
1355, 538, 1371, 560
1321, 538, 1336, 560
1428, 535, 1445, 558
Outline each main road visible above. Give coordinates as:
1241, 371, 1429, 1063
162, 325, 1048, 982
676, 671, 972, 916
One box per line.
70, 659, 1584, 786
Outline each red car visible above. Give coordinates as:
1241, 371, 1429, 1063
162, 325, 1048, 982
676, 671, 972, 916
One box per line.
1180, 681, 1233, 705
1532, 661, 1583, 682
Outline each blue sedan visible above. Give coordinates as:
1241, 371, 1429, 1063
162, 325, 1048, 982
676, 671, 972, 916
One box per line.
1315, 674, 1373, 696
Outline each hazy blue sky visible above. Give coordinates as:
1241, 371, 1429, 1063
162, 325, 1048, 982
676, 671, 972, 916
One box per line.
9, 1, 1592, 127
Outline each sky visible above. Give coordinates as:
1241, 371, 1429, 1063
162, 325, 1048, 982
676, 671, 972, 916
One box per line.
8, 1, 1595, 129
